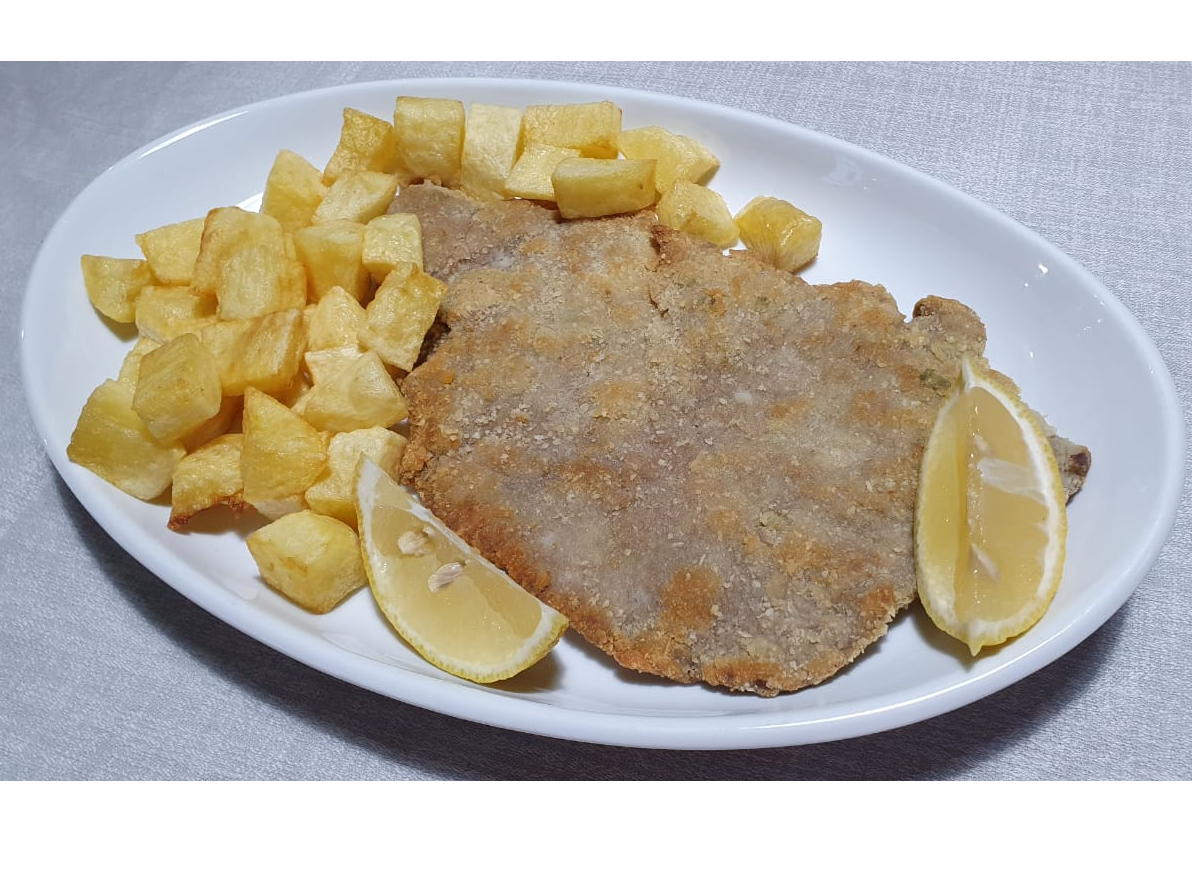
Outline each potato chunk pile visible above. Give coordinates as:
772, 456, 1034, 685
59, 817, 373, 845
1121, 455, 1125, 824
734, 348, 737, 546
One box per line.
67, 93, 825, 617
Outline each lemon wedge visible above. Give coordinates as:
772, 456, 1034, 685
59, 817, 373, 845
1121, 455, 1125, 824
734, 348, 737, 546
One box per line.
915, 356, 1067, 655
355, 457, 568, 683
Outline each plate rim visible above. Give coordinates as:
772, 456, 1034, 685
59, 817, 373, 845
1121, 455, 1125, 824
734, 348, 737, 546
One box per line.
20, 75, 1187, 750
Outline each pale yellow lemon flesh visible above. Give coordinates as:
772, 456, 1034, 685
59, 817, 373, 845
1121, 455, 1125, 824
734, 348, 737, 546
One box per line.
915, 356, 1067, 655
355, 457, 568, 683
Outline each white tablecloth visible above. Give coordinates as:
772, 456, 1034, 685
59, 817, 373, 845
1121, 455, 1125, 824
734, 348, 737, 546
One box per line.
3, 61, 1188, 779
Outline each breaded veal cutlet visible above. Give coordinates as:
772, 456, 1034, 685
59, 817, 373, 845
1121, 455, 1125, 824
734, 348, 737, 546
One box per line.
390, 184, 1091, 695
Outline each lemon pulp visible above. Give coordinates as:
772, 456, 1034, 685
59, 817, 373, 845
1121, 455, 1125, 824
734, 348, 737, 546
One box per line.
915, 356, 1067, 654
355, 457, 568, 682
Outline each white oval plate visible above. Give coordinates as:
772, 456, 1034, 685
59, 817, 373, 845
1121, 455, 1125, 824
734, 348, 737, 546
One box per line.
21, 78, 1184, 750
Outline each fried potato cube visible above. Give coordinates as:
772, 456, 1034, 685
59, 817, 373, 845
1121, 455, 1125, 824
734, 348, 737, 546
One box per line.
135, 285, 217, 342
168, 433, 246, 530
292, 220, 371, 302
261, 149, 328, 233
135, 218, 205, 286
216, 243, 307, 320
322, 108, 399, 185
276, 373, 312, 413
179, 398, 240, 455
304, 345, 365, 384
132, 333, 224, 444
734, 195, 822, 272
198, 308, 305, 397
181, 394, 241, 453
552, 157, 657, 219
288, 394, 312, 419
616, 126, 720, 194
307, 285, 366, 351
302, 349, 407, 433
305, 427, 407, 527
362, 213, 423, 280
503, 143, 580, 202
80, 255, 153, 324
359, 263, 444, 371
191, 207, 288, 297
656, 181, 740, 249
460, 103, 523, 203
311, 171, 400, 226
246, 509, 366, 613
67, 379, 185, 500
116, 336, 162, 387
393, 96, 466, 188
241, 387, 329, 518
521, 101, 622, 159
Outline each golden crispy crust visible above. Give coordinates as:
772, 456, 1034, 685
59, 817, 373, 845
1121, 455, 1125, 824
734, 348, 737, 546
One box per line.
392, 184, 1088, 695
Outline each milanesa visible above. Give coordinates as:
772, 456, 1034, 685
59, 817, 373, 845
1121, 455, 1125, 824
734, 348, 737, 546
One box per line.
391, 184, 1090, 695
